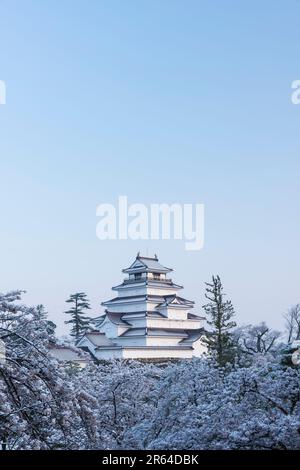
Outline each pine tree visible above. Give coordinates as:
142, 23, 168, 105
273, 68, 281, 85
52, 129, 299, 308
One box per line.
64, 292, 92, 340
203, 275, 236, 366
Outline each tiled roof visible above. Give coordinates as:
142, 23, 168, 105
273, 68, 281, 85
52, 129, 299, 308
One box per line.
105, 311, 131, 326
119, 328, 145, 337
49, 345, 89, 362
102, 294, 173, 305
147, 329, 188, 337
112, 280, 183, 290
123, 254, 172, 274
119, 328, 196, 338
157, 294, 194, 308
85, 332, 107, 346
179, 328, 206, 344
187, 312, 206, 320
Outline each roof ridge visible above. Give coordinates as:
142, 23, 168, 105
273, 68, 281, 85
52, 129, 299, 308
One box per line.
137, 254, 158, 261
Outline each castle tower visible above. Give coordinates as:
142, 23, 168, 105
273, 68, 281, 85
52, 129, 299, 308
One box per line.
77, 254, 207, 360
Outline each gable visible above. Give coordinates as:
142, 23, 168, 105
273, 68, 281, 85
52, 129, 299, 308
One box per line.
129, 259, 147, 269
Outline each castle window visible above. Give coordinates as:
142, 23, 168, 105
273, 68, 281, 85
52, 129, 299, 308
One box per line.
135, 273, 142, 280
153, 273, 160, 280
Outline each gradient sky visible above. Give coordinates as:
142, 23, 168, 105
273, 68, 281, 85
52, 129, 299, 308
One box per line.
0, 0, 299, 335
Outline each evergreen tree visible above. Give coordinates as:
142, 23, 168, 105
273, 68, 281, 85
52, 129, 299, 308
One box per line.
202, 275, 236, 366
64, 292, 92, 340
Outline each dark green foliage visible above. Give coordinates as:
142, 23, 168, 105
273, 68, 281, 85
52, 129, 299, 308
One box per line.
64, 292, 92, 340
202, 275, 236, 366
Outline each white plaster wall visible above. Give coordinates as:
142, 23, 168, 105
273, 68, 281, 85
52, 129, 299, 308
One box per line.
158, 306, 188, 320
116, 286, 147, 297
147, 318, 204, 330
147, 287, 178, 296
147, 301, 159, 312
104, 301, 148, 313
122, 348, 193, 359
114, 336, 147, 347
167, 309, 188, 320
192, 338, 208, 357
116, 286, 178, 297
94, 348, 122, 360
146, 336, 184, 346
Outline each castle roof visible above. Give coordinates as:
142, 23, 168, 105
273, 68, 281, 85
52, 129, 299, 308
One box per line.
84, 331, 108, 346
105, 310, 131, 326
112, 279, 183, 290
157, 294, 194, 308
123, 254, 172, 274
179, 329, 206, 344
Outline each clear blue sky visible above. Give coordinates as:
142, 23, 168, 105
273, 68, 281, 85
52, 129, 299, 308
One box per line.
0, 0, 299, 334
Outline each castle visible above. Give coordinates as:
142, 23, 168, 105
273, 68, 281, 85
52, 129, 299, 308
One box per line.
77, 254, 207, 360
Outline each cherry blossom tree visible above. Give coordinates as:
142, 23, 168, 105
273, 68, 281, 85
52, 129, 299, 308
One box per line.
1, 290, 300, 450
127, 360, 300, 450
0, 291, 98, 450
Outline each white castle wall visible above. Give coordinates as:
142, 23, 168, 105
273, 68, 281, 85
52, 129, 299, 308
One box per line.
158, 306, 188, 320
191, 339, 207, 357
147, 287, 179, 296
122, 348, 193, 359
82, 256, 208, 361
105, 301, 148, 313
94, 348, 122, 360
105, 300, 163, 313
114, 336, 147, 347
146, 318, 204, 330
115, 286, 147, 297
146, 336, 185, 347
116, 286, 179, 297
